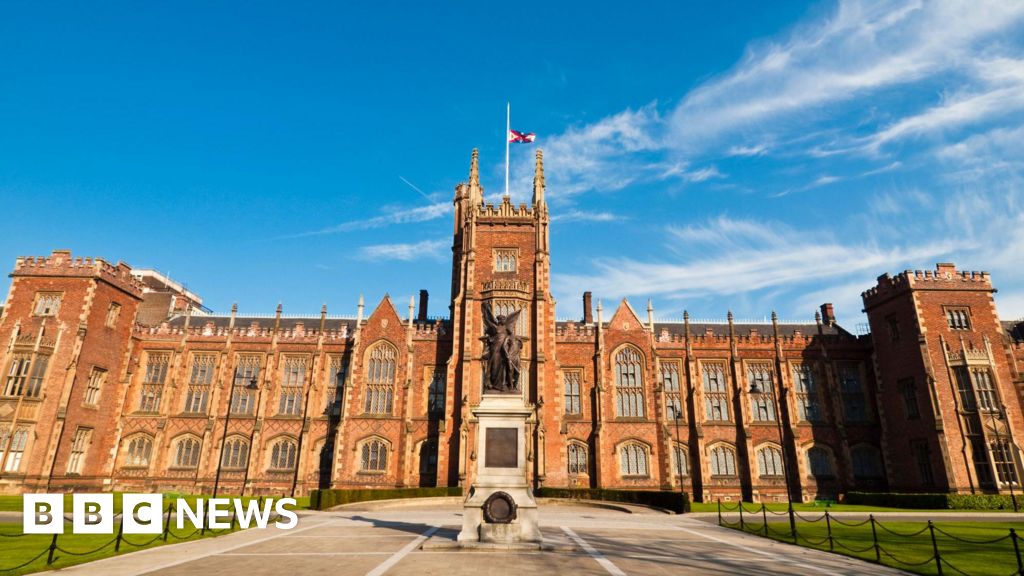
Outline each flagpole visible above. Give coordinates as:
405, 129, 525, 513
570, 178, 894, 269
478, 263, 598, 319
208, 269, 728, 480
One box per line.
505, 101, 510, 198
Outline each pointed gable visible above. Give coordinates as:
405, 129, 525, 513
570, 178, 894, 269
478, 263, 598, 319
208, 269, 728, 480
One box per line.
364, 294, 405, 334
608, 298, 646, 333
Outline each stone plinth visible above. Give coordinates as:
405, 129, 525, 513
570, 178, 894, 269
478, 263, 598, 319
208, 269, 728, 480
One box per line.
457, 394, 542, 544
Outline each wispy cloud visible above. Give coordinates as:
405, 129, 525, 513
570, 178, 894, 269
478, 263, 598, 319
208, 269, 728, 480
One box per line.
358, 238, 449, 262
550, 209, 623, 223
285, 202, 452, 238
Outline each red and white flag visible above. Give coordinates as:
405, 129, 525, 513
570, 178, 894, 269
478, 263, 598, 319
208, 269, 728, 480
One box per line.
508, 129, 536, 143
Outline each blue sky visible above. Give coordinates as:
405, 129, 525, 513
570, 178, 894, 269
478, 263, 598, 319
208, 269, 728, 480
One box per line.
2, 1, 1023, 328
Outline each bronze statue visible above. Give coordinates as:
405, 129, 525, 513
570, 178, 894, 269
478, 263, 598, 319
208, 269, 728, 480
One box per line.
482, 303, 523, 393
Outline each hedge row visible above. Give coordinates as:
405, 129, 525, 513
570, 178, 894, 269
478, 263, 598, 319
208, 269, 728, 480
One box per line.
845, 491, 1020, 510
309, 487, 462, 510
535, 487, 690, 513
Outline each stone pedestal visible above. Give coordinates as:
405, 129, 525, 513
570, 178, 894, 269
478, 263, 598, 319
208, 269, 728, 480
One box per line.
457, 395, 542, 544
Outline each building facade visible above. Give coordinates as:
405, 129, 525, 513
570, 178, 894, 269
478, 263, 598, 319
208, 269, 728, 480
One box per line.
1, 149, 1023, 502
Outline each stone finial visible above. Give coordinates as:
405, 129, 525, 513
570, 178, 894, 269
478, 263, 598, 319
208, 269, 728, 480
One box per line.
596, 299, 603, 325
357, 294, 365, 324
468, 148, 482, 204
533, 149, 546, 206
647, 298, 654, 332
229, 303, 238, 329
771, 310, 778, 324
408, 295, 415, 325
727, 310, 733, 323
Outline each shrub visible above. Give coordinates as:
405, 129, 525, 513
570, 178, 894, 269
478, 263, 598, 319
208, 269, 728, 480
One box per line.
535, 487, 690, 513
845, 491, 1020, 510
309, 487, 462, 510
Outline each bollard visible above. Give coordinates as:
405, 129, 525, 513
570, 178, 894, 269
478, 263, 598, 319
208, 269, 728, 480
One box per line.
717, 499, 722, 526
789, 502, 797, 544
739, 502, 745, 532
1012, 528, 1023, 575
825, 511, 834, 552
928, 521, 943, 576
762, 504, 769, 537
163, 503, 172, 541
870, 514, 880, 563
47, 533, 58, 565
115, 518, 124, 552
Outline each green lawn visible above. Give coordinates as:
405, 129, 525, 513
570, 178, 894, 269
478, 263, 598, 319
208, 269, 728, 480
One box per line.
721, 516, 1024, 576
689, 501, 1018, 513
0, 520, 241, 575
0, 493, 310, 513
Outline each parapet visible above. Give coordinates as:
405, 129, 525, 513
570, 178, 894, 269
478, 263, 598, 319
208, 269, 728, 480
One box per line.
862, 263, 992, 309
13, 250, 145, 298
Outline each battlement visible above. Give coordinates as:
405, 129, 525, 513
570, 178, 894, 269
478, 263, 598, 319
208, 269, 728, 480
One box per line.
862, 262, 992, 307
476, 196, 535, 220
13, 250, 145, 297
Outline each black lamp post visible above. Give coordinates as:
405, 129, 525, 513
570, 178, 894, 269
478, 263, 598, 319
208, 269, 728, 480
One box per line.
671, 405, 685, 497
213, 373, 259, 498
240, 376, 263, 497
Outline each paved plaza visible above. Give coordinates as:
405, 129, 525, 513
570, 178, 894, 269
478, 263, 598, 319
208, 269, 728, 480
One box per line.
35, 500, 911, 576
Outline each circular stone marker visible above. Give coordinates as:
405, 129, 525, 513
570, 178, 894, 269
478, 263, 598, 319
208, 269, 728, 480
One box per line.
483, 491, 517, 524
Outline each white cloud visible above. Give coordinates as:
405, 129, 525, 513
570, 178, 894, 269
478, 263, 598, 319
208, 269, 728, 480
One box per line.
287, 202, 452, 238
358, 239, 449, 262
550, 210, 623, 223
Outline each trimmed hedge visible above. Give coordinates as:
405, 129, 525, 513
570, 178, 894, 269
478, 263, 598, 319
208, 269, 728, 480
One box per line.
845, 491, 1020, 510
310, 487, 462, 510
535, 487, 690, 513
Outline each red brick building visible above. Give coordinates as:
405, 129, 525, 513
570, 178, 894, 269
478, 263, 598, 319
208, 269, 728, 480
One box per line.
0, 150, 1022, 502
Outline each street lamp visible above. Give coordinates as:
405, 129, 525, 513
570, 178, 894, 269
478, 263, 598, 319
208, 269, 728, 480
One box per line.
240, 376, 264, 497
671, 405, 685, 498
213, 373, 260, 498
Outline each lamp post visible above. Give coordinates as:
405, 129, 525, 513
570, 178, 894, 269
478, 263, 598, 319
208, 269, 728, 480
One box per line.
213, 373, 259, 498
671, 405, 685, 497
240, 376, 263, 497
989, 403, 1019, 512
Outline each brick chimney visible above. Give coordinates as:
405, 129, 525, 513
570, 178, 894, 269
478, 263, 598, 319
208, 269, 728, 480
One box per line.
583, 292, 593, 324
418, 290, 429, 322
820, 303, 836, 326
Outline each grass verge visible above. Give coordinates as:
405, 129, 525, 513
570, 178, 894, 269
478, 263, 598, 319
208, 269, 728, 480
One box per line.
0, 493, 310, 513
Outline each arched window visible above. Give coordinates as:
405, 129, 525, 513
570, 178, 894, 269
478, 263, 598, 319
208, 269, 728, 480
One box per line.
619, 442, 649, 477
702, 363, 729, 421
221, 437, 250, 469
2, 428, 29, 472
364, 343, 396, 415
270, 438, 297, 470
125, 436, 153, 467
757, 446, 784, 477
564, 370, 582, 415
174, 437, 201, 468
361, 439, 388, 472
418, 440, 437, 478
615, 348, 644, 418
568, 442, 588, 475
851, 445, 883, 479
710, 445, 737, 477
807, 447, 833, 478
673, 444, 689, 478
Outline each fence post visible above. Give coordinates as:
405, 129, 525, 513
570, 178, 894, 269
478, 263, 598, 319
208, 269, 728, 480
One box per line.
115, 518, 124, 552
928, 520, 943, 576
789, 502, 797, 544
47, 533, 58, 565
762, 504, 769, 537
739, 502, 745, 532
163, 503, 172, 542
825, 511, 834, 552
1012, 528, 1023, 575
717, 499, 722, 526
870, 514, 880, 563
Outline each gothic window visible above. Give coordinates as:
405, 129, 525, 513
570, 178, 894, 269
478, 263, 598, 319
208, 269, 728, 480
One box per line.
757, 446, 784, 477
899, 378, 920, 420
709, 445, 737, 477
25, 355, 48, 398
491, 300, 528, 337
174, 436, 201, 468
270, 438, 297, 470
328, 355, 345, 414
912, 440, 934, 486
851, 445, 883, 479
427, 367, 446, 418
807, 447, 833, 478
360, 439, 388, 472
792, 365, 822, 422
125, 436, 153, 468
702, 363, 729, 422
663, 361, 683, 420
221, 437, 249, 469
945, 307, 972, 330
418, 440, 438, 478
619, 443, 649, 477
839, 364, 867, 422
748, 364, 775, 422
615, 347, 644, 418
33, 292, 62, 316
84, 368, 106, 406
364, 343, 396, 415
971, 368, 998, 412
105, 303, 122, 328
67, 429, 88, 474
568, 442, 588, 475
564, 370, 582, 416
991, 440, 1019, 486
887, 316, 901, 342
2, 428, 29, 472
3, 354, 31, 397
279, 356, 307, 416
673, 444, 689, 478
972, 436, 994, 486
232, 355, 261, 415
493, 248, 518, 273
184, 354, 216, 414
954, 366, 976, 411
140, 352, 170, 412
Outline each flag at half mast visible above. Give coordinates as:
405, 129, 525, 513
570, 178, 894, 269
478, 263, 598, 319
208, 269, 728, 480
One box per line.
508, 129, 536, 143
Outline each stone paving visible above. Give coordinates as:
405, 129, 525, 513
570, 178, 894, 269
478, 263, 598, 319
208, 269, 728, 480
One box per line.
38, 502, 909, 576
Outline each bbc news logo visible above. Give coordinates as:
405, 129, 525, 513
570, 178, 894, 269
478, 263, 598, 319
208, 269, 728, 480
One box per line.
24, 494, 299, 534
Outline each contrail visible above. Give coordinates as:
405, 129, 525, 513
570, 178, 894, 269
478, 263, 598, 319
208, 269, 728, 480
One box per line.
399, 176, 433, 202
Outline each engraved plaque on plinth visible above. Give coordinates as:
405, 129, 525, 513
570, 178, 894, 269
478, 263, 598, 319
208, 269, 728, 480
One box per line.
485, 427, 517, 468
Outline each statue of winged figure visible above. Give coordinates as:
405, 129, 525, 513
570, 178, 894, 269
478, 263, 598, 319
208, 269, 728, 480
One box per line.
482, 302, 523, 393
